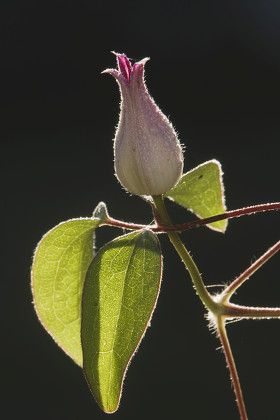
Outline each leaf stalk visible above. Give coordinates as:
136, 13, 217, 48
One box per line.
104, 202, 280, 233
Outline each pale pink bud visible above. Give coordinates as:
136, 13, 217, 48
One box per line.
103, 53, 184, 196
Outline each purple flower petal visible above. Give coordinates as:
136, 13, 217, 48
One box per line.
117, 54, 132, 82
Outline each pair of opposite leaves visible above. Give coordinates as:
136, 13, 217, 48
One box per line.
31, 160, 226, 413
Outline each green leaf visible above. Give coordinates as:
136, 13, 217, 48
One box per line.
31, 218, 101, 366
81, 229, 162, 413
165, 159, 227, 232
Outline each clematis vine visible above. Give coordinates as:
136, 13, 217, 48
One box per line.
31, 51, 280, 420
103, 53, 184, 196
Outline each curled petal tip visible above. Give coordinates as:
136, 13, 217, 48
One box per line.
102, 53, 132, 82
136, 57, 150, 65
102, 53, 150, 82
101, 68, 119, 77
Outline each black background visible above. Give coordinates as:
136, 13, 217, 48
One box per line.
2, 1, 280, 419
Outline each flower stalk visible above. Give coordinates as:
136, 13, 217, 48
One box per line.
152, 195, 219, 314
151, 195, 279, 420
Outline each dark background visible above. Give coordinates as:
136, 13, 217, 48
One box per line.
2, 0, 280, 419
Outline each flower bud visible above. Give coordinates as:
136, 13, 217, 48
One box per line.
103, 53, 184, 196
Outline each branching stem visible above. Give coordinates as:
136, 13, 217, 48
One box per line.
151, 196, 280, 420
152, 195, 218, 313
103, 196, 279, 420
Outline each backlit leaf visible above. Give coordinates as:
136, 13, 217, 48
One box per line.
31, 218, 101, 366
165, 159, 227, 232
81, 229, 162, 413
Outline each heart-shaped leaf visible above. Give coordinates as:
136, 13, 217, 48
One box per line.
165, 159, 227, 232
31, 218, 101, 366
81, 229, 162, 413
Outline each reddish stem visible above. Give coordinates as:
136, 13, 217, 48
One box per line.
216, 317, 248, 420
222, 240, 280, 299
165, 202, 280, 231
223, 303, 280, 319
105, 202, 280, 232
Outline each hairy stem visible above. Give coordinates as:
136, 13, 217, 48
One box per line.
223, 303, 280, 318
221, 240, 280, 301
104, 202, 280, 233
168, 202, 280, 232
216, 316, 248, 420
152, 195, 218, 313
